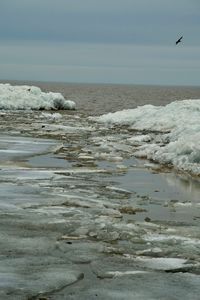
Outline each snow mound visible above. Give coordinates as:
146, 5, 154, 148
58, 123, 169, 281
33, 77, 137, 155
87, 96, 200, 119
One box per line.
94, 99, 200, 176
0, 83, 76, 110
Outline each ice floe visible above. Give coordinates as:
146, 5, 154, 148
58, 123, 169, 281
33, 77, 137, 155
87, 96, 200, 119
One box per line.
0, 83, 75, 110
135, 257, 192, 271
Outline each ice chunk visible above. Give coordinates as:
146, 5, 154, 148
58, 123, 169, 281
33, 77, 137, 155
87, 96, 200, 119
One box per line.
0, 83, 76, 110
94, 99, 200, 175
135, 257, 196, 271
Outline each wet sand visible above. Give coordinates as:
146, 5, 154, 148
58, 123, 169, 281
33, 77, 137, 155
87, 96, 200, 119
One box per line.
0, 107, 200, 299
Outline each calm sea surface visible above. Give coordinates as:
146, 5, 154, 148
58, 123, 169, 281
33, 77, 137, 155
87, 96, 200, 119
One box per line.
3, 80, 200, 115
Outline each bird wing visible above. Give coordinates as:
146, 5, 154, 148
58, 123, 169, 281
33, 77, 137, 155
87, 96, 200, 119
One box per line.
176, 36, 183, 44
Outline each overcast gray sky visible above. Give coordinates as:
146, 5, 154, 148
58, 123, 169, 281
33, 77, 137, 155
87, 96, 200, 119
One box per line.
0, 0, 200, 85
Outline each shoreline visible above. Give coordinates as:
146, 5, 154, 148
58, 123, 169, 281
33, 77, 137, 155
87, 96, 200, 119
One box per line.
0, 107, 199, 299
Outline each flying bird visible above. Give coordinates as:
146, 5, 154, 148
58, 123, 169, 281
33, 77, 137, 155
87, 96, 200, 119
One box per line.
176, 36, 183, 45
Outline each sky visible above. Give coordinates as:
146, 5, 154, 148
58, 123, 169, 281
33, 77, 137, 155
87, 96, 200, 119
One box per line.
0, 0, 200, 85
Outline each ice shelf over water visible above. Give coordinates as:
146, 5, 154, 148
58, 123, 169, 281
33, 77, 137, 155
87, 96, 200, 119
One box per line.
0, 83, 76, 110
94, 99, 200, 176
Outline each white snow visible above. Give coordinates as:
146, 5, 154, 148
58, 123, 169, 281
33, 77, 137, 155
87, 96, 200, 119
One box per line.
0, 83, 75, 110
94, 99, 200, 175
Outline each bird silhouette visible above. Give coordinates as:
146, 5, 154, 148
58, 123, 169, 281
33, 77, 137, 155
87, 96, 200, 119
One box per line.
176, 36, 183, 45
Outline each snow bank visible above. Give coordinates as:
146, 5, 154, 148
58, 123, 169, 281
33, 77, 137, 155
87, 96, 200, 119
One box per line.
94, 100, 200, 175
0, 83, 75, 110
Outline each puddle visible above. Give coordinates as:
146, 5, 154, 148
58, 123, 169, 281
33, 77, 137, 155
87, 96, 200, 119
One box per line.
111, 161, 200, 223
0, 135, 57, 162
23, 153, 71, 169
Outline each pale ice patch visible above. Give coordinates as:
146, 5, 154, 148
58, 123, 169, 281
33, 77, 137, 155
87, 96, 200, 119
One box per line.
94, 152, 123, 162
94, 99, 200, 175
0, 149, 29, 154
0, 83, 76, 110
127, 134, 152, 145
135, 257, 191, 271
40, 112, 63, 120
143, 233, 200, 245
105, 270, 149, 277
106, 186, 132, 194
0, 168, 60, 181
41, 124, 94, 133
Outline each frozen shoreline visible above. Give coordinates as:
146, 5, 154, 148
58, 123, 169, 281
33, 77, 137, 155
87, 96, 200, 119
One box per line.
0, 110, 200, 299
0, 83, 199, 299
94, 99, 200, 176
0, 82, 199, 177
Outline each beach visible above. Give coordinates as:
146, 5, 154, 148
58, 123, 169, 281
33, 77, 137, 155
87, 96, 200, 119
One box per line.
0, 82, 200, 299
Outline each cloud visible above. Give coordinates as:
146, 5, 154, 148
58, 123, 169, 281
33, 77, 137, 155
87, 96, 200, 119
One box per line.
0, 41, 200, 85
0, 1, 200, 84
0, 0, 199, 45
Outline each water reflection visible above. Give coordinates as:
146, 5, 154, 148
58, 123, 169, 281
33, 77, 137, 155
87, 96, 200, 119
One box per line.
165, 173, 200, 203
